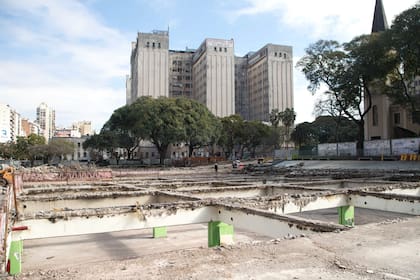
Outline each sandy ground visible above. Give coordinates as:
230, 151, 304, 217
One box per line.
8, 162, 420, 279
10, 217, 420, 280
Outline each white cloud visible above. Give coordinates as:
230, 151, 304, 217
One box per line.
230, 0, 418, 41
0, 0, 129, 130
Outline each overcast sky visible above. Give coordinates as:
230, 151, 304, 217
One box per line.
0, 0, 417, 131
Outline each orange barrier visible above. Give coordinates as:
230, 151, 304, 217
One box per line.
400, 154, 420, 161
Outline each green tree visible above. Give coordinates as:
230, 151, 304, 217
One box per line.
46, 139, 74, 163
13, 134, 46, 160
218, 115, 244, 159
297, 38, 389, 152
291, 116, 358, 147
0, 142, 14, 159
381, 5, 420, 121
278, 108, 296, 148
269, 109, 280, 127
291, 122, 317, 148
241, 121, 270, 158
83, 132, 117, 161
102, 104, 144, 160
130, 97, 185, 164
175, 98, 219, 157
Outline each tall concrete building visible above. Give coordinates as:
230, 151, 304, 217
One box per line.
242, 44, 293, 122
364, 0, 420, 140
127, 30, 169, 104
169, 50, 194, 99
0, 103, 25, 143
126, 31, 293, 121
36, 102, 55, 141
193, 39, 235, 117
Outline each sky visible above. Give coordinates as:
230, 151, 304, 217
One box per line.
0, 0, 418, 132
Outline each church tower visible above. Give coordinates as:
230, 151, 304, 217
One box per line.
364, 0, 391, 141
365, 0, 420, 141
371, 0, 389, 33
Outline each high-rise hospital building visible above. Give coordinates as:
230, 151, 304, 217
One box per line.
126, 30, 293, 122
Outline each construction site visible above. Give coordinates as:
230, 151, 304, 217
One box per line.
0, 159, 418, 280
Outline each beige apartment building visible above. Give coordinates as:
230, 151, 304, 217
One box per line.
127, 30, 169, 104
72, 121, 93, 136
0, 103, 25, 143
192, 39, 235, 117
36, 102, 55, 141
364, 0, 420, 140
245, 44, 294, 122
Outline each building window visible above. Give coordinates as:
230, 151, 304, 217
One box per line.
219, 47, 222, 52
224, 47, 227, 52
78, 142, 81, 147
394, 113, 401, 125
152, 42, 155, 48
214, 47, 217, 51
145, 152, 149, 158
151, 152, 155, 157
158, 42, 161, 48
283, 53, 286, 58
372, 105, 378, 126
146, 42, 150, 47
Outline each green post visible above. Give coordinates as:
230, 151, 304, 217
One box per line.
338, 206, 354, 226
153, 226, 167, 238
208, 221, 234, 247
9, 240, 23, 275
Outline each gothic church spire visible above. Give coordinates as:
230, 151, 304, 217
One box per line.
371, 0, 389, 33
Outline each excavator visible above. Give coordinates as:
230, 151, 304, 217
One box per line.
0, 164, 14, 187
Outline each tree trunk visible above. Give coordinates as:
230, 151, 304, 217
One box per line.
158, 145, 168, 166
357, 120, 365, 156
189, 144, 194, 158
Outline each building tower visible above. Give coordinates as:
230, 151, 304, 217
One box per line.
36, 102, 55, 141
192, 38, 235, 117
127, 30, 169, 104
364, 0, 420, 140
245, 44, 293, 122
371, 0, 388, 33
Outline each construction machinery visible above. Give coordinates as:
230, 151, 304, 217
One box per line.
0, 164, 14, 187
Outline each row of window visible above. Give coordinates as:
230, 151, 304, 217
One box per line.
214, 47, 228, 52
171, 68, 191, 73
274, 52, 287, 58
145, 42, 161, 48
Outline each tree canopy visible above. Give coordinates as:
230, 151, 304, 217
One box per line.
297, 4, 420, 148
291, 116, 358, 148
86, 97, 221, 164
